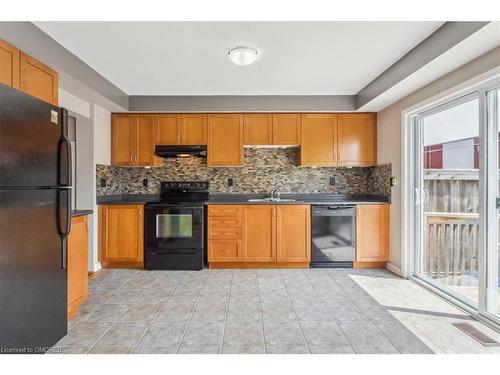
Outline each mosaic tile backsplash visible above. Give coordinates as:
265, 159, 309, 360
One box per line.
97, 148, 392, 196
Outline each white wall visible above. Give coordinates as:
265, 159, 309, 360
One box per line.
377, 46, 500, 274
59, 88, 117, 272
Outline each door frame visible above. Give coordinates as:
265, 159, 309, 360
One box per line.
401, 69, 500, 329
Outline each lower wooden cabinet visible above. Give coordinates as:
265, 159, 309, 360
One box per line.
355, 204, 389, 267
67, 215, 89, 318
208, 204, 310, 267
276, 205, 311, 262
99, 204, 144, 268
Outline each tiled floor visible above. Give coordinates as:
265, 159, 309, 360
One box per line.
49, 268, 500, 354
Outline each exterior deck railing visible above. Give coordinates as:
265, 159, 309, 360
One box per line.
423, 212, 479, 285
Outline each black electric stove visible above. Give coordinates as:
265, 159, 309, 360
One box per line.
144, 181, 209, 270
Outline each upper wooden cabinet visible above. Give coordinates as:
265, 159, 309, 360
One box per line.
20, 52, 58, 105
337, 113, 377, 167
0, 39, 58, 105
0, 39, 20, 89
276, 205, 310, 263
207, 114, 244, 166
156, 114, 207, 145
244, 114, 272, 145
99, 204, 144, 267
243, 114, 301, 145
273, 114, 301, 145
111, 114, 156, 166
300, 114, 338, 166
356, 204, 389, 264
67, 215, 88, 318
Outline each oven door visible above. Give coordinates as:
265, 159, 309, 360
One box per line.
145, 205, 203, 253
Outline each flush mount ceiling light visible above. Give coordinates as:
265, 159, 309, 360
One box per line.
227, 47, 259, 66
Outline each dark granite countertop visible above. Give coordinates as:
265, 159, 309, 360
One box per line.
72, 209, 93, 217
97, 193, 390, 206
206, 193, 390, 205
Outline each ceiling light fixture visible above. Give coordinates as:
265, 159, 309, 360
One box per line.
227, 47, 259, 66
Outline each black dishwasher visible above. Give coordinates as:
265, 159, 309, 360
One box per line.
311, 205, 356, 268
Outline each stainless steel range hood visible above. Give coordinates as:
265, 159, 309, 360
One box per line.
154, 145, 207, 158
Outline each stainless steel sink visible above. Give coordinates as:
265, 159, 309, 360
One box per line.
247, 198, 296, 203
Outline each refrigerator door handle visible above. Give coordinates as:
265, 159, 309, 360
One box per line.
57, 189, 72, 237
58, 108, 72, 187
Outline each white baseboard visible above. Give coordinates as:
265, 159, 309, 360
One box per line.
90, 262, 102, 273
386, 262, 403, 277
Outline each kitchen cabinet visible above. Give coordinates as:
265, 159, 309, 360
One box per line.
67, 215, 88, 318
244, 205, 276, 261
155, 114, 207, 145
207, 114, 244, 166
243, 114, 301, 145
111, 114, 156, 166
276, 205, 310, 262
272, 114, 301, 145
208, 205, 244, 262
355, 204, 389, 267
207, 204, 310, 267
0, 39, 20, 89
20, 52, 58, 105
337, 113, 377, 166
300, 114, 337, 166
0, 39, 58, 105
244, 114, 273, 145
99, 204, 144, 267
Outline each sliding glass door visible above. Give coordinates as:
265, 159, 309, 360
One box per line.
414, 95, 481, 306
411, 80, 500, 326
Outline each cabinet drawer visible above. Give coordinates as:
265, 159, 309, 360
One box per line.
208, 240, 242, 262
208, 216, 243, 228
208, 205, 243, 217
208, 226, 243, 239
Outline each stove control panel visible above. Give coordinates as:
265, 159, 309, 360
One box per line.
161, 181, 209, 193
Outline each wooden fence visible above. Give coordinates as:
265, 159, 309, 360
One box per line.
422, 170, 480, 285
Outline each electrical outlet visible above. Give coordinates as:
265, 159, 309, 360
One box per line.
390, 177, 397, 187
329, 177, 336, 186
142, 178, 148, 187
228, 178, 234, 187
100, 178, 107, 187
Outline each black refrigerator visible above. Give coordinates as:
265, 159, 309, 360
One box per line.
0, 84, 71, 353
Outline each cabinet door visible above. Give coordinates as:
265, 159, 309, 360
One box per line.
208, 114, 244, 166
156, 114, 181, 144
67, 215, 88, 315
19, 52, 58, 105
272, 114, 301, 145
244, 114, 272, 145
112, 114, 136, 166
244, 205, 276, 262
136, 114, 156, 166
338, 113, 376, 166
276, 205, 310, 262
0, 39, 20, 89
181, 114, 207, 145
208, 240, 242, 262
356, 204, 389, 262
300, 114, 337, 166
103, 205, 144, 263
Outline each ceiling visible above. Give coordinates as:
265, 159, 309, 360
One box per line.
34, 21, 444, 96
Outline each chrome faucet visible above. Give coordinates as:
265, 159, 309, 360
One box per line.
270, 189, 280, 200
